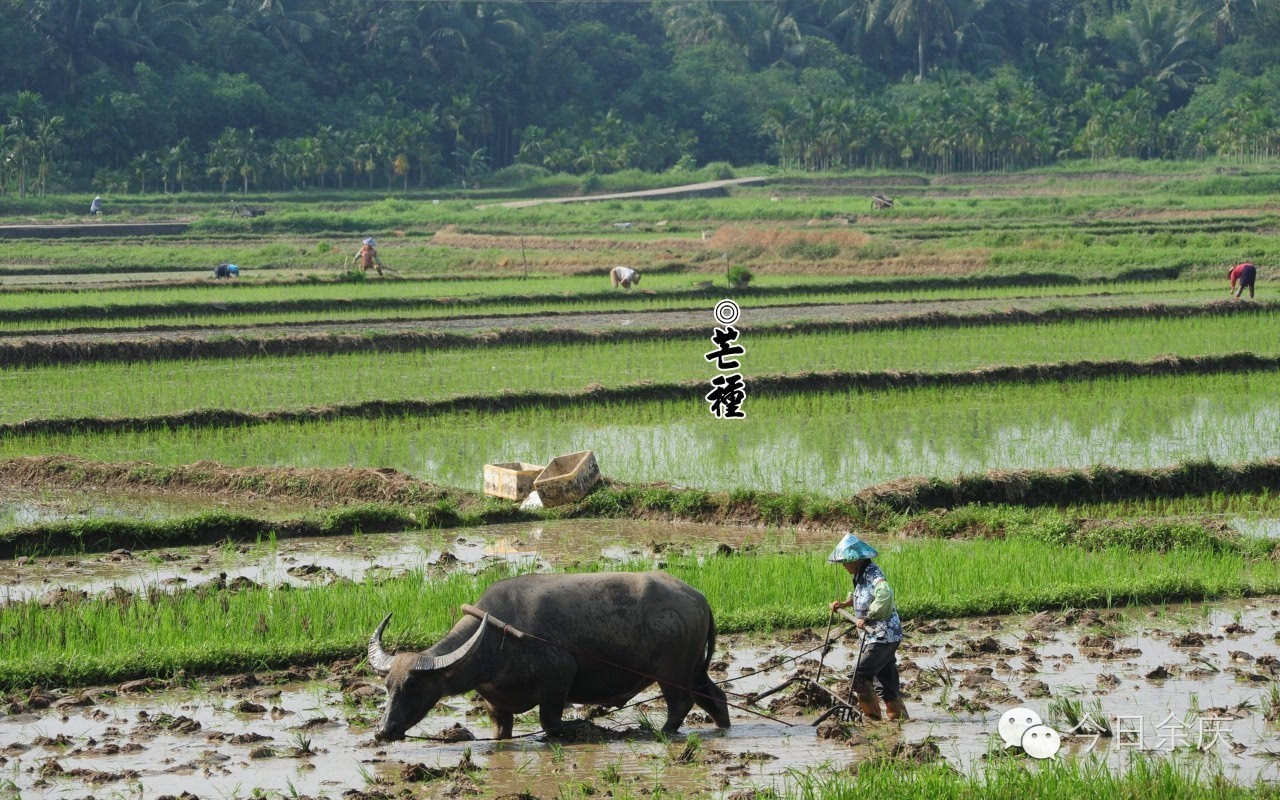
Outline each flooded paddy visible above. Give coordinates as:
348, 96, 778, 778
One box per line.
0, 484, 316, 531
4, 599, 1279, 797
0, 519, 836, 605
9, 370, 1278, 495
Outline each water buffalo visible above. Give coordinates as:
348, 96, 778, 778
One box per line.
368, 571, 731, 741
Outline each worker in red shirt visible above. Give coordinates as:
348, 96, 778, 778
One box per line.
1229, 262, 1257, 299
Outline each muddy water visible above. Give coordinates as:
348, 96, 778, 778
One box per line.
0, 519, 835, 604
4, 599, 1279, 797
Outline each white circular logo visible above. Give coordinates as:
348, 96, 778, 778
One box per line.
1020, 724, 1061, 759
996, 707, 1061, 759
997, 707, 1042, 748
713, 299, 741, 326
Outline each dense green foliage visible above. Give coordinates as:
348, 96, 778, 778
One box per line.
4, 0, 1280, 194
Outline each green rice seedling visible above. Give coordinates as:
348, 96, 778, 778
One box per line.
1261, 684, 1280, 723
789, 753, 1274, 800
600, 762, 623, 785
5, 534, 1280, 690
5, 369, 1278, 496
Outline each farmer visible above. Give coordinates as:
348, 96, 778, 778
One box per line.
354, 237, 384, 276
610, 265, 641, 289
89, 196, 103, 216
213, 263, 239, 279
828, 532, 908, 722
1229, 262, 1257, 299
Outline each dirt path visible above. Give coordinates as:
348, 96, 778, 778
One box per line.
477, 176, 767, 208
1, 290, 1219, 346
0, 221, 190, 239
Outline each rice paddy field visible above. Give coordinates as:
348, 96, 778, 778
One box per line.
4, 162, 1280, 798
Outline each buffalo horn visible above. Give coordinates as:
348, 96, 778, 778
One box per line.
368, 613, 396, 676
411, 614, 489, 673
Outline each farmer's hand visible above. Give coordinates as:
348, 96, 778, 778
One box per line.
853, 617, 867, 630
829, 600, 848, 613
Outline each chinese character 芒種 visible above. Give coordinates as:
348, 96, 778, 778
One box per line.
706, 374, 746, 419
704, 326, 744, 370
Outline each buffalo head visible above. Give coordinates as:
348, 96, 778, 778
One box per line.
367, 612, 488, 742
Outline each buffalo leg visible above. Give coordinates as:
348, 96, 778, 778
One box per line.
490, 708, 514, 739
538, 697, 568, 734
659, 683, 695, 734
693, 673, 732, 728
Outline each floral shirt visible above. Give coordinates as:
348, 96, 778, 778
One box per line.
850, 562, 903, 644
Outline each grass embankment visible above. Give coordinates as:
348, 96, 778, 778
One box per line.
2, 471, 1261, 558
0, 295, 1257, 372
0, 504, 461, 559
0, 353, 1273, 450
3, 524, 1276, 688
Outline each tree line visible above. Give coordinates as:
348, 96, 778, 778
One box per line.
2, 0, 1279, 195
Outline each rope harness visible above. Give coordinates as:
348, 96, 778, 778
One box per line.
403, 606, 868, 743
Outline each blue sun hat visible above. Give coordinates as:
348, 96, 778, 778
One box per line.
363, 237, 376, 246
827, 532, 879, 563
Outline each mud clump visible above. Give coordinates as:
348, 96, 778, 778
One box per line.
118, 677, 166, 694
1019, 679, 1051, 698
546, 720, 646, 743
231, 700, 267, 713
136, 711, 201, 734
852, 740, 944, 774
38, 758, 139, 785
947, 636, 1012, 658
399, 752, 479, 782
432, 723, 476, 742
816, 720, 869, 745
1145, 665, 1173, 680
230, 732, 272, 744
39, 588, 88, 607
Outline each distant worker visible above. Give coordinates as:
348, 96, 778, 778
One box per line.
610, 265, 641, 289
1229, 262, 1257, 300
354, 237, 384, 276
89, 196, 103, 216
213, 263, 240, 279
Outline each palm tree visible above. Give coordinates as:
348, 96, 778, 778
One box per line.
665, 0, 808, 68
128, 152, 154, 193
169, 138, 197, 192
869, 0, 956, 81
207, 131, 237, 193
33, 116, 64, 197
231, 128, 262, 193
1114, 0, 1208, 93
1201, 0, 1256, 45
